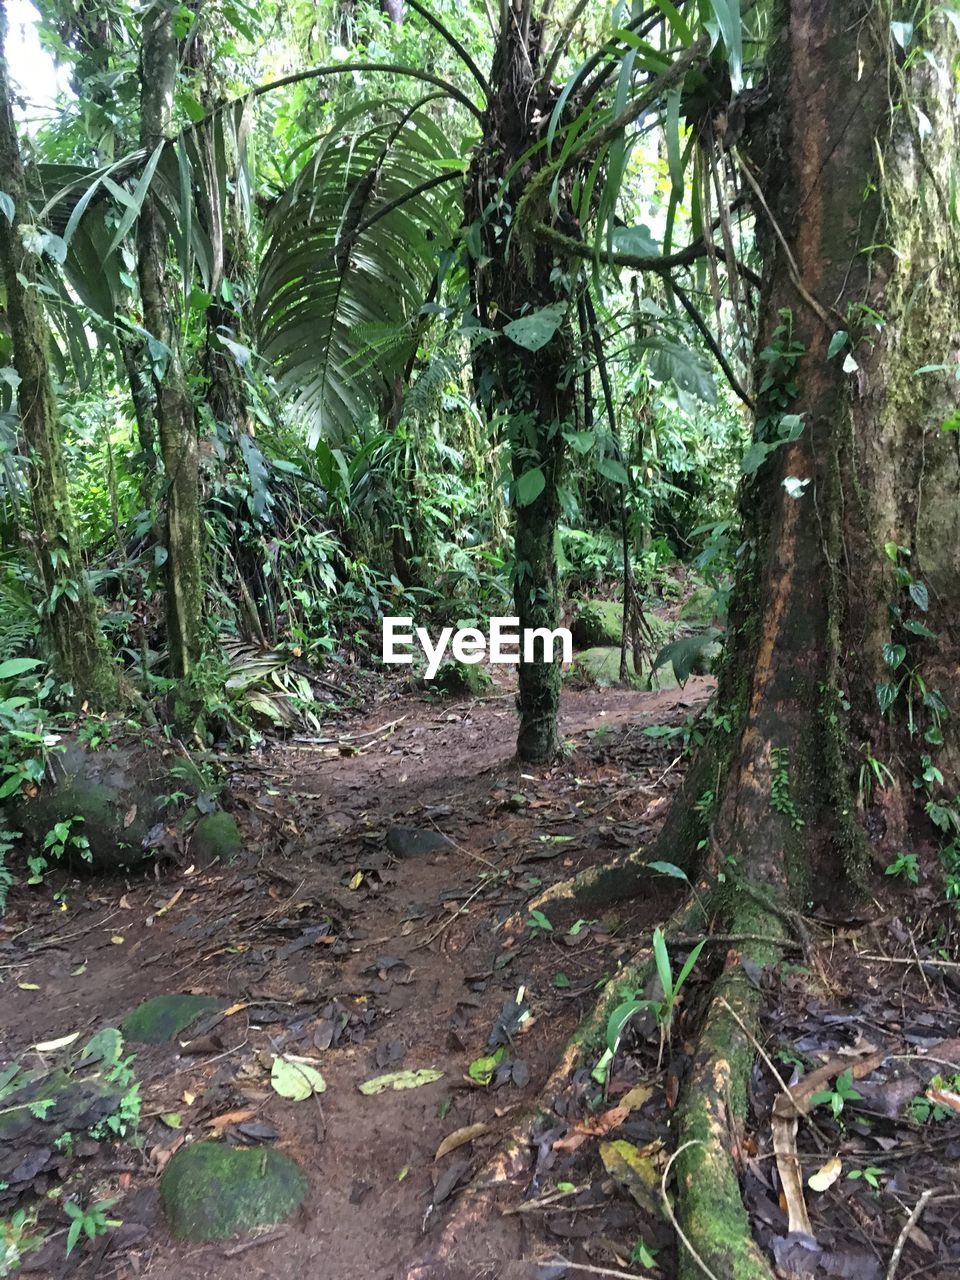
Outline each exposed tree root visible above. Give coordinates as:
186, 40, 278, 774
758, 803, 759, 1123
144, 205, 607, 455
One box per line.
673, 902, 785, 1280
401, 876, 803, 1280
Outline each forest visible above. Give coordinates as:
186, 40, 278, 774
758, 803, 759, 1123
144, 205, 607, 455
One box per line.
0, 0, 959, 1276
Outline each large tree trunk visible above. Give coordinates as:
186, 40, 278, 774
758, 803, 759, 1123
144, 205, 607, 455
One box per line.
136, 1, 203, 677
671, 4, 960, 1274
469, 2, 574, 765
0, 0, 117, 706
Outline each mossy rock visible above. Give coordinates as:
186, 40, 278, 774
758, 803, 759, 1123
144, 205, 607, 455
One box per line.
160, 1141, 308, 1241
678, 585, 723, 625
191, 810, 243, 865
121, 994, 224, 1044
426, 660, 492, 697
572, 602, 674, 650
567, 646, 680, 690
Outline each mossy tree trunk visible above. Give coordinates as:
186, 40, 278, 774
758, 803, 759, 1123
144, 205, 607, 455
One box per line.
0, 0, 118, 706
667, 4, 960, 1275
136, 1, 203, 677
468, 3, 575, 765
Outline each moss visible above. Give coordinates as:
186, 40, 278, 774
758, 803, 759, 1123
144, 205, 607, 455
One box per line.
425, 660, 493, 698
160, 1141, 308, 1241
192, 810, 243, 865
572, 601, 673, 649
121, 994, 224, 1044
678, 585, 722, 625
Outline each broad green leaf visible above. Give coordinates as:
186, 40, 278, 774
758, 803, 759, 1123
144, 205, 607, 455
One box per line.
105, 142, 166, 257
611, 224, 659, 258
271, 1054, 326, 1100
652, 928, 672, 999
606, 1000, 649, 1054
909, 581, 929, 611
0, 191, 13, 223
515, 468, 546, 507
827, 330, 848, 359
653, 630, 722, 683
876, 682, 899, 714
359, 1068, 444, 1095
0, 658, 42, 680
882, 643, 906, 669
502, 303, 566, 352
595, 456, 629, 485
646, 860, 689, 882
468, 1049, 505, 1086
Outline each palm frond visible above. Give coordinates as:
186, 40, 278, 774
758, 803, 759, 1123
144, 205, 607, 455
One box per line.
255, 101, 464, 447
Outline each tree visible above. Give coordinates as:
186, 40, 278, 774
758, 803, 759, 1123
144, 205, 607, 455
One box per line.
400, 3, 960, 1277
135, 0, 204, 677
0, 0, 118, 706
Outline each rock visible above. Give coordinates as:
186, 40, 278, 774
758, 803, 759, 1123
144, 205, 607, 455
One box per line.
386, 827, 453, 858
572, 601, 674, 650
121, 995, 224, 1045
425, 660, 492, 697
9, 740, 170, 871
160, 1141, 308, 1241
566, 646, 680, 690
678, 584, 723, 625
191, 811, 243, 865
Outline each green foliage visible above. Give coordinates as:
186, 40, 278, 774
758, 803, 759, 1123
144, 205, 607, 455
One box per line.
884, 852, 919, 884
604, 927, 705, 1071
810, 1069, 862, 1120
63, 1199, 121, 1257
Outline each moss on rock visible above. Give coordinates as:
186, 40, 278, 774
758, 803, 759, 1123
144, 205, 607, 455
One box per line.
121, 994, 223, 1044
192, 811, 243, 865
567, 646, 680, 690
160, 1141, 308, 1240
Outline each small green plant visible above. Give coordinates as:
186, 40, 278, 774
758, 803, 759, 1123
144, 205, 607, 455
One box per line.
847, 1166, 885, 1190
0, 1207, 42, 1275
810, 1069, 862, 1120
770, 747, 804, 830
0, 828, 21, 915
884, 852, 919, 884
630, 1238, 658, 1269
527, 908, 553, 935
909, 1073, 960, 1124
28, 816, 90, 884
63, 1199, 121, 1257
858, 747, 895, 808
604, 927, 706, 1071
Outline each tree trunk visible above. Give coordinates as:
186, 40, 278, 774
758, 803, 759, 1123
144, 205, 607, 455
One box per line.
670, 4, 960, 1274
136, 1, 203, 677
0, 0, 117, 706
468, 3, 574, 764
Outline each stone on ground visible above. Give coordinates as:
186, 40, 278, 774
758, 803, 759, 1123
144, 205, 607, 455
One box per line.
191, 810, 243, 865
160, 1141, 308, 1240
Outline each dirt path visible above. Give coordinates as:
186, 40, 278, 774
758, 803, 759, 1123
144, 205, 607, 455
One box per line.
0, 680, 712, 1280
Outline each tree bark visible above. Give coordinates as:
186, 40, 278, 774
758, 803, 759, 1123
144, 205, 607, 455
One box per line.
468, 3, 574, 764
670, 4, 960, 1275
0, 0, 117, 706
136, 0, 203, 677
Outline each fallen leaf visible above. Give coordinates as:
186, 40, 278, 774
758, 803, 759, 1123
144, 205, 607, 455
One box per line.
435, 1123, 490, 1160
620, 1085, 654, 1112
205, 1108, 256, 1135
271, 1055, 326, 1101
223, 1002, 250, 1017
34, 1031, 80, 1053
349, 870, 364, 890
808, 1155, 843, 1192
554, 1105, 630, 1154
111, 935, 124, 945
18, 983, 40, 991
359, 1069, 444, 1096
467, 1049, 504, 1086
160, 1112, 182, 1129
182, 1091, 196, 1105
599, 1139, 663, 1214
123, 804, 138, 829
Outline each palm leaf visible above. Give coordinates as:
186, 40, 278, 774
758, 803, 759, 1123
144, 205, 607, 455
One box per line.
255, 101, 463, 447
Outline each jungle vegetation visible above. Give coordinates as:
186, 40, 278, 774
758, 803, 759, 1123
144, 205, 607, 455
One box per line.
1, 0, 959, 1276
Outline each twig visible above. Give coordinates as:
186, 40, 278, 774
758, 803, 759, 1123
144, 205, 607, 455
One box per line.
223, 1228, 287, 1257
886, 1188, 939, 1280
543, 1260, 656, 1280
660, 1141, 720, 1280
860, 953, 960, 971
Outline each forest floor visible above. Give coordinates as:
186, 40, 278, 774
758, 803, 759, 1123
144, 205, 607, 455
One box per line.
1, 672, 959, 1280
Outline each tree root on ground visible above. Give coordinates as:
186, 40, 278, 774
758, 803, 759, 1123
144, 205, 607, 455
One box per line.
402, 886, 799, 1280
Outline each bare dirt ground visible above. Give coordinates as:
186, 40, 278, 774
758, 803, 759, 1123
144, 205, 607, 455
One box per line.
0, 678, 712, 1279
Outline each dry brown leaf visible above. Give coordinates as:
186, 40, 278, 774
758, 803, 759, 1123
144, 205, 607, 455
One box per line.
926, 1087, 960, 1115
205, 1108, 256, 1135
155, 887, 184, 917
435, 1123, 490, 1160
807, 1155, 842, 1192
619, 1084, 654, 1112
553, 1104, 630, 1154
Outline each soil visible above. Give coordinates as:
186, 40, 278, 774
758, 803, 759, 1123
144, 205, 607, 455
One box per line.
0, 676, 712, 1279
